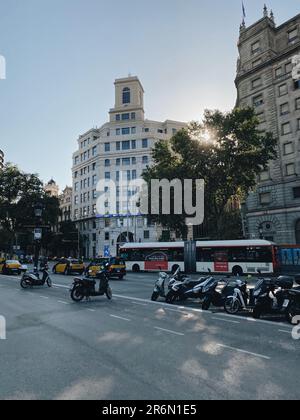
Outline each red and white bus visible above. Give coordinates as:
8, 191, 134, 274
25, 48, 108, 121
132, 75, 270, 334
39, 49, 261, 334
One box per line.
120, 240, 279, 275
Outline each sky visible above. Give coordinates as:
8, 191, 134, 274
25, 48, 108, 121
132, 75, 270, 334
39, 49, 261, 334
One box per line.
0, 0, 299, 189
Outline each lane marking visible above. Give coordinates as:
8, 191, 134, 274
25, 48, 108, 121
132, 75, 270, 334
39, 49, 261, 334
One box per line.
279, 329, 292, 334
57, 300, 69, 305
110, 315, 131, 322
87, 309, 96, 312
212, 317, 240, 325
39, 296, 49, 299
217, 344, 270, 360
154, 327, 184, 336
131, 301, 148, 306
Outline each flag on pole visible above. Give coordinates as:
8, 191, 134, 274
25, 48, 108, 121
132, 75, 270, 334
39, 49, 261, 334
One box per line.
242, 1, 246, 19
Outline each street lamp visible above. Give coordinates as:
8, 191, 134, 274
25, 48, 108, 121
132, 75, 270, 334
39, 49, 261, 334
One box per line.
33, 202, 43, 271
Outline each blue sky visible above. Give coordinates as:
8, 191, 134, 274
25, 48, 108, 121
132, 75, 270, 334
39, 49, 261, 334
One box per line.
0, 0, 299, 188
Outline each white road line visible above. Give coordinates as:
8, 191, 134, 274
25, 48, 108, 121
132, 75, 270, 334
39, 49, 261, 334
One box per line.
57, 300, 69, 305
87, 309, 96, 312
212, 317, 240, 325
39, 296, 49, 299
279, 329, 292, 334
154, 327, 184, 336
217, 344, 270, 360
131, 301, 148, 306
110, 315, 131, 322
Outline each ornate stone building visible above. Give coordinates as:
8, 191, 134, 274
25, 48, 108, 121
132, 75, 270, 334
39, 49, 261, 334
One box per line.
236, 7, 300, 244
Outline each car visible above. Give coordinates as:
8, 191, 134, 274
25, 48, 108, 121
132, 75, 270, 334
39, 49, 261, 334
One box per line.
0, 259, 26, 275
86, 257, 126, 280
52, 258, 85, 275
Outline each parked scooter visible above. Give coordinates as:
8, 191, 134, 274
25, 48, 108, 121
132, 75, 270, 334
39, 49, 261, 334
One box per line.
70, 263, 112, 302
223, 279, 250, 315
151, 267, 189, 301
20, 265, 52, 289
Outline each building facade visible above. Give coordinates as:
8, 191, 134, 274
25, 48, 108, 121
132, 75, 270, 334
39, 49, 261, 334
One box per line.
236, 7, 300, 245
72, 76, 186, 258
59, 186, 73, 223
0, 149, 4, 170
44, 179, 59, 198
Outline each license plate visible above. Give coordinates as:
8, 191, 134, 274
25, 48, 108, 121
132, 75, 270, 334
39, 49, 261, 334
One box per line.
283, 299, 290, 308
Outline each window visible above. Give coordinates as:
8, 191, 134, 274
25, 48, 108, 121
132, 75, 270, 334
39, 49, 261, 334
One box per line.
105, 159, 110, 167
253, 94, 264, 107
116, 128, 121, 136
144, 231, 150, 239
122, 113, 130, 121
92, 163, 96, 170
122, 158, 130, 166
298, 119, 300, 130
142, 156, 149, 164
131, 112, 136, 120
144, 128, 149, 133
127, 170, 131, 181
131, 140, 136, 149
286, 163, 295, 176
116, 141, 121, 151
116, 114, 120, 121
74, 156, 79, 165
105, 172, 110, 180
142, 139, 148, 148
275, 67, 283, 78
116, 158, 120, 166
131, 157, 136, 165
260, 192, 271, 205
288, 28, 298, 43
253, 58, 262, 68
282, 122, 292, 135
284, 142, 294, 155
131, 127, 136, 134
92, 175, 97, 186
251, 40, 261, 54
260, 170, 270, 182
132, 170, 137, 180
296, 220, 300, 244
122, 87, 131, 104
105, 143, 110, 152
93, 190, 97, 199
75, 182, 79, 192
157, 129, 164, 134
295, 80, 300, 90
74, 196, 79, 205
285, 62, 292, 74
252, 77, 262, 89
116, 171, 120, 182
293, 187, 300, 199
296, 98, 300, 110
279, 84, 288, 96
122, 127, 130, 135
105, 232, 110, 241
122, 141, 130, 150
172, 128, 177, 135
280, 103, 290, 115
105, 219, 110, 228
92, 146, 97, 156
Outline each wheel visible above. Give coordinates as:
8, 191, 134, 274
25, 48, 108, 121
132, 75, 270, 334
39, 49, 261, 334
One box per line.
224, 297, 241, 315
106, 287, 113, 300
232, 266, 243, 277
202, 297, 211, 311
47, 277, 52, 288
70, 286, 84, 302
20, 278, 29, 289
253, 307, 262, 319
286, 304, 300, 325
132, 264, 140, 273
151, 291, 159, 301
118, 275, 124, 280
166, 291, 178, 304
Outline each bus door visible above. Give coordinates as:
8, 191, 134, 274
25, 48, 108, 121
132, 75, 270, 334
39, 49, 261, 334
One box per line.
214, 250, 229, 273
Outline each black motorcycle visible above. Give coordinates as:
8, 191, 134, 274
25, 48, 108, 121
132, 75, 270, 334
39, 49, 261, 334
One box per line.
165, 272, 214, 305
252, 275, 294, 320
70, 267, 112, 302
20, 265, 52, 289
151, 267, 189, 301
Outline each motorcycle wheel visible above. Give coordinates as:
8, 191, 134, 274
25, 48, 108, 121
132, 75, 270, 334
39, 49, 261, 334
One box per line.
202, 297, 211, 311
151, 291, 159, 301
70, 286, 84, 302
253, 307, 262, 319
286, 304, 300, 325
47, 277, 52, 288
20, 278, 29, 289
224, 297, 240, 315
106, 287, 113, 300
166, 292, 177, 304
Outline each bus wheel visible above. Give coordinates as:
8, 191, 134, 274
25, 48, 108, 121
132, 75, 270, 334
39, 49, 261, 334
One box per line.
132, 264, 140, 273
232, 266, 243, 277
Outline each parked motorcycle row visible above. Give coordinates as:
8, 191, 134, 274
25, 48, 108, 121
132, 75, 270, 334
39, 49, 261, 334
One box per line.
151, 268, 300, 325
19, 263, 112, 302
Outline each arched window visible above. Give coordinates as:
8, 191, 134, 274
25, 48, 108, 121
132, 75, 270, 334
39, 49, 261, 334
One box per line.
122, 87, 130, 104
296, 220, 300, 244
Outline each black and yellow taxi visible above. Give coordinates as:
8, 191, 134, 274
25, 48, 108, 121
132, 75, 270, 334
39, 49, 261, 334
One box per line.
52, 258, 85, 275
0, 259, 23, 275
86, 257, 126, 280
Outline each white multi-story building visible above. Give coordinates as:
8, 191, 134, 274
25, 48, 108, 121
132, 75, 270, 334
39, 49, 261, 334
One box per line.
72, 76, 186, 258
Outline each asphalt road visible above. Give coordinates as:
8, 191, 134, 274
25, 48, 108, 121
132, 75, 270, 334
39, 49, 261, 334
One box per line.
0, 270, 299, 400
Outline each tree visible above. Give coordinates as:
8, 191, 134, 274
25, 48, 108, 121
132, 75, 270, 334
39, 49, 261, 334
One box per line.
143, 107, 277, 239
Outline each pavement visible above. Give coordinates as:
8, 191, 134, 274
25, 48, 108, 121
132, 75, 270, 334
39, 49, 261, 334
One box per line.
0, 268, 299, 400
